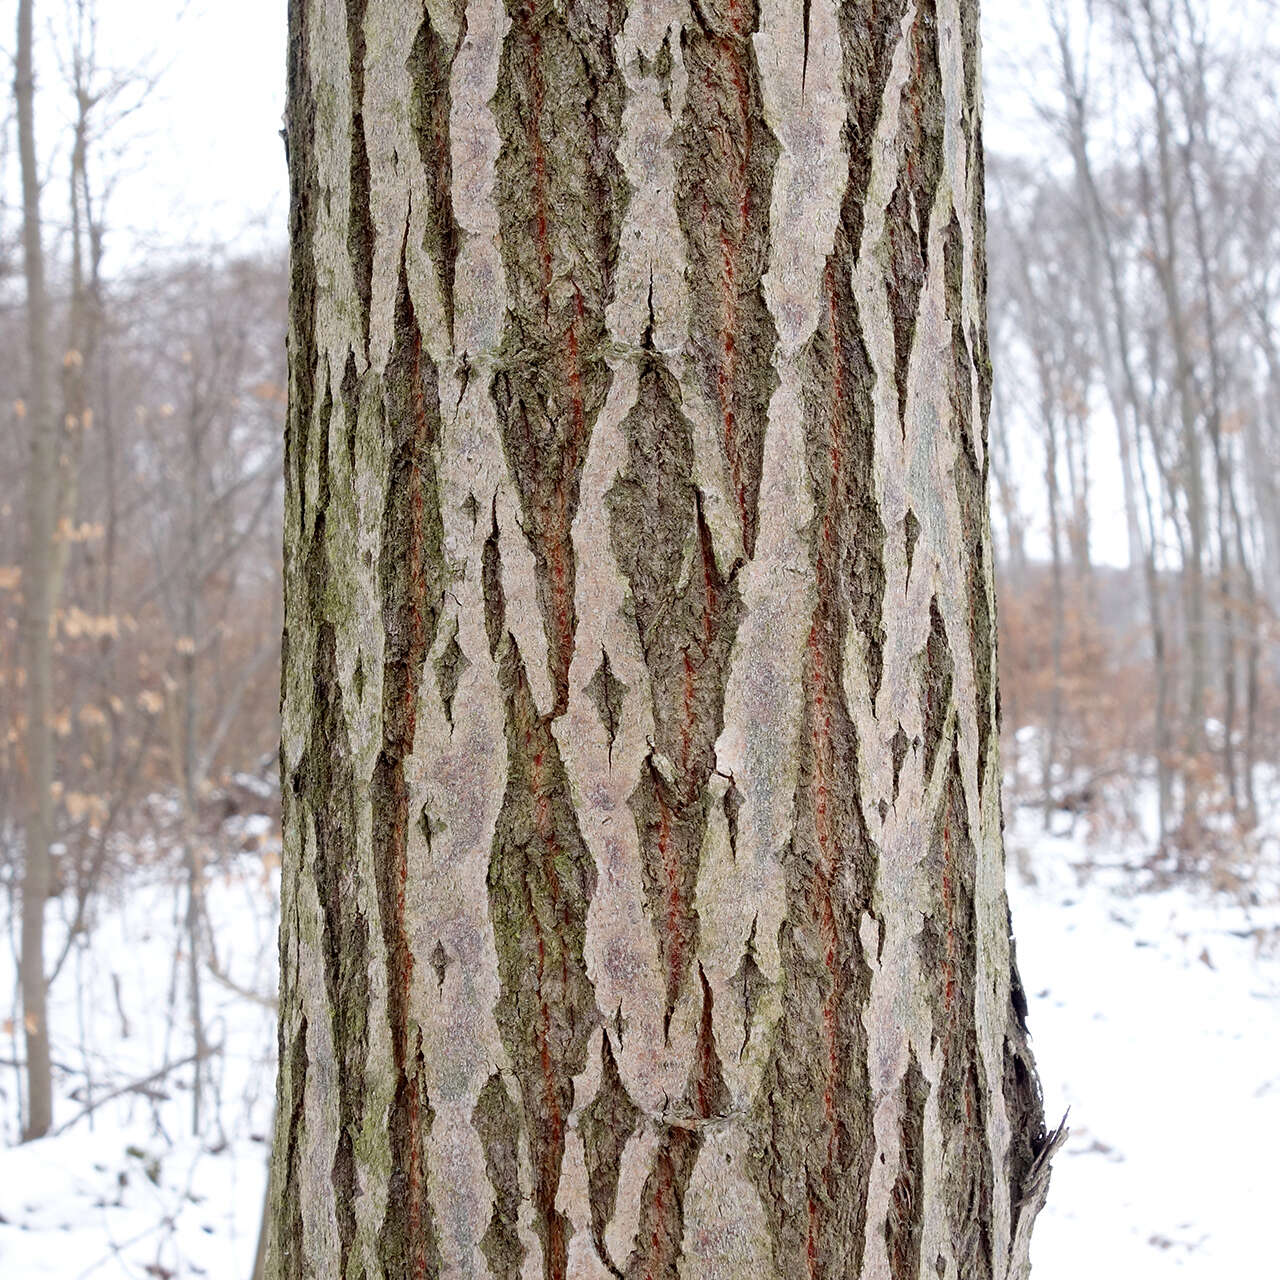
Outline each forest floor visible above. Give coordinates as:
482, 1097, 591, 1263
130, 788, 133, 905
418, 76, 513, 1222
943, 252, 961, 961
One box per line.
0, 814, 279, 1280
1005, 778, 1280, 1279
1, 773, 1277, 1278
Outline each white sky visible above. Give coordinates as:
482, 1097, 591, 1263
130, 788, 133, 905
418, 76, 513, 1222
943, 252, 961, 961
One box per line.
7, 0, 287, 273
117, 0, 288, 254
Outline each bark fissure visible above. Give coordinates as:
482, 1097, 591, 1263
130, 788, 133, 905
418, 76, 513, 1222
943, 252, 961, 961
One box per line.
347, 0, 374, 355
491, 0, 626, 713
623, 970, 729, 1280
473, 1073, 526, 1279
580, 1033, 641, 1273
373, 260, 445, 1280
676, 0, 779, 560
608, 345, 742, 1028
923, 746, 996, 1280
745, 233, 882, 1279
886, 1052, 926, 1280
884, 0, 944, 422
278, 1017, 309, 1280
307, 618, 368, 1276
406, 4, 464, 340
584, 647, 629, 765
487, 530, 600, 1278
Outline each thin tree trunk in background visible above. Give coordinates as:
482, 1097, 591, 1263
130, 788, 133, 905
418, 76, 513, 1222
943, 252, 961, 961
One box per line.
53, 5, 104, 614
1052, 10, 1145, 582
1055, 27, 1172, 850
1134, 373, 1173, 852
1044, 408, 1065, 828
1131, 4, 1207, 839
180, 393, 208, 1136
15, 0, 56, 1143
271, 1, 1058, 1277
1177, 57, 1240, 819
251, 1157, 273, 1280
1248, 341, 1280, 608
989, 375, 1028, 581
1237, 535, 1260, 825
1000, 191, 1064, 830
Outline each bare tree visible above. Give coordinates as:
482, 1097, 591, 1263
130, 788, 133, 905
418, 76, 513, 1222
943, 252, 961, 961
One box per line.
15, 0, 58, 1143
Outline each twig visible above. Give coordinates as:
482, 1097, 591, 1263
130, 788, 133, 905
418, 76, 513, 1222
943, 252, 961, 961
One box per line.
205, 955, 277, 1010
53, 1043, 220, 1136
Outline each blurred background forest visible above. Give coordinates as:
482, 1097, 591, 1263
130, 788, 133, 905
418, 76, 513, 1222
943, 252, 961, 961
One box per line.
0, 1, 1278, 1277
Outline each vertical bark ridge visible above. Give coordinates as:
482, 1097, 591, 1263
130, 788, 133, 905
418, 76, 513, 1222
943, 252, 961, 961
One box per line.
308, 617, 369, 1276
373, 259, 445, 1280
884, 0, 943, 423
347, 0, 375, 355
406, 2, 465, 341
717, 36, 913, 1258
924, 743, 995, 1280
414, 400, 515, 1273
277, 1016, 310, 1280
487, 654, 599, 1280
580, 1032, 642, 1272
275, 8, 319, 1262
607, 338, 742, 1028
886, 1051, 927, 1279
623, 970, 729, 1280
842, 3, 969, 1271
840, 3, 1050, 1277
487, 524, 601, 1278
284, 2, 318, 536
491, 0, 626, 713
276, 2, 327, 1270
278, 0, 515, 1275
836, 0, 912, 253
473, 1073, 527, 1278
943, 211, 994, 793
558, 5, 702, 1164
676, 0, 779, 560
744, 234, 880, 1280
306, 295, 371, 1271
483, 2, 629, 1272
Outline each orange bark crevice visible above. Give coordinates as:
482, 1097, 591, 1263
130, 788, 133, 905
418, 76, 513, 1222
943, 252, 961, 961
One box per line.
609, 339, 742, 1027
677, 0, 778, 560
625, 970, 729, 1280
373, 258, 445, 1279
747, 228, 881, 1276
492, 0, 624, 713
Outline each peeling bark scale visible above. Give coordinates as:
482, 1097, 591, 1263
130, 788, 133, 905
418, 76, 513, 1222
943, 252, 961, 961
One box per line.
272, 1, 1058, 1278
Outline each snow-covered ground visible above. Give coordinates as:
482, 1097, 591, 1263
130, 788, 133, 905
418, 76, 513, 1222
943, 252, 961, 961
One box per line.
0, 846, 278, 1279
1, 786, 1277, 1277
1007, 799, 1280, 1278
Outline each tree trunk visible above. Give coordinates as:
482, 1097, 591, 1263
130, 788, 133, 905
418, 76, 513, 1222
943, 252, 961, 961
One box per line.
271, 2, 1057, 1278
15, 0, 56, 1143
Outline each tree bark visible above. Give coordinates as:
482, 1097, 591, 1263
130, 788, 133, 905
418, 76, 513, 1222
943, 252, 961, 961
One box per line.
16, 0, 56, 1143
271, 2, 1057, 1278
